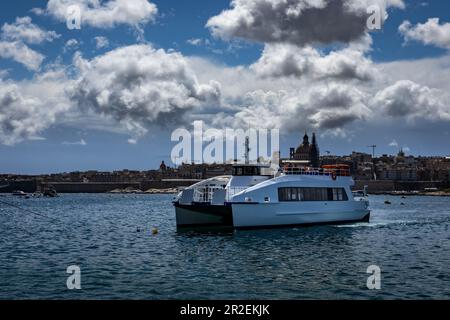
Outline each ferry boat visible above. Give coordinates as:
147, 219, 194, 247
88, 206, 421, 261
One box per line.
173, 162, 370, 230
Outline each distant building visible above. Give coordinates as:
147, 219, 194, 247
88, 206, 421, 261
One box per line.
351, 151, 372, 164
289, 131, 320, 167
376, 149, 419, 181
159, 161, 167, 171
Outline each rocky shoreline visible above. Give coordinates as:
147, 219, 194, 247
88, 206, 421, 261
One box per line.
108, 187, 178, 194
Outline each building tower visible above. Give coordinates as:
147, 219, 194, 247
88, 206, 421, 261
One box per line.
310, 132, 320, 168
302, 131, 310, 147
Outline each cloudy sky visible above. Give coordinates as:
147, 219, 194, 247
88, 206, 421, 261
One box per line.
1, 0, 450, 174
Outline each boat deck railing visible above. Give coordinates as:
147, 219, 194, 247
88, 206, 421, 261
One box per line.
225, 187, 248, 201
192, 188, 215, 203
192, 186, 250, 203
282, 167, 351, 177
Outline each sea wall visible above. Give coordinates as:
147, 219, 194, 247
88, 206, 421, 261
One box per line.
1, 178, 447, 194
141, 180, 200, 190
49, 182, 141, 193
47, 180, 201, 193
0, 180, 37, 193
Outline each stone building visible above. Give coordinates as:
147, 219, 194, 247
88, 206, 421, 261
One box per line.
289, 131, 320, 167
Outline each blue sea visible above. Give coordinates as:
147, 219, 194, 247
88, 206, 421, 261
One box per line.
0, 194, 449, 299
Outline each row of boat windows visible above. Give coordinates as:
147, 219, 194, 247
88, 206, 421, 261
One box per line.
278, 187, 348, 202
232, 166, 261, 176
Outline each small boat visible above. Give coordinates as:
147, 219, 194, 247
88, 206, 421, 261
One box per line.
12, 190, 28, 196
43, 186, 58, 197
384, 200, 392, 205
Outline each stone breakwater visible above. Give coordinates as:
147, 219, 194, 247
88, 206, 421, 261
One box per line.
108, 187, 178, 194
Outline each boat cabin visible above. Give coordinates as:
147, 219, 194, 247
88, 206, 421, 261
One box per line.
231, 164, 272, 177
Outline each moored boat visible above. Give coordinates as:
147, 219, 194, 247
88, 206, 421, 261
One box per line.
43, 185, 58, 197
12, 190, 28, 197
173, 163, 370, 230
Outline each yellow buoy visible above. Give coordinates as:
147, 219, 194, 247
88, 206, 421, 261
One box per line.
151, 228, 158, 235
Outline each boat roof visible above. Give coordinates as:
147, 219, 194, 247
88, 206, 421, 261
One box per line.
281, 160, 310, 164
232, 163, 271, 168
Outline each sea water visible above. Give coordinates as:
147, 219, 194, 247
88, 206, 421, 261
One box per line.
0, 194, 449, 299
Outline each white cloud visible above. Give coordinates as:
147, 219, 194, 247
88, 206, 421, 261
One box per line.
1, 16, 60, 44
94, 36, 109, 49
389, 139, 399, 147
63, 138, 87, 145
0, 69, 71, 145
0, 41, 44, 71
378, 53, 450, 92
0, 81, 41, 145
207, 0, 404, 46
0, 16, 56, 71
64, 38, 79, 52
43, 0, 158, 29
251, 43, 378, 81
69, 44, 221, 140
187, 38, 203, 46
372, 80, 450, 122
231, 84, 371, 132
399, 18, 450, 50
0, 69, 9, 79
30, 8, 46, 16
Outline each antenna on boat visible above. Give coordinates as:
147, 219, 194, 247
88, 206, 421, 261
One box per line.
244, 136, 250, 165
367, 145, 377, 158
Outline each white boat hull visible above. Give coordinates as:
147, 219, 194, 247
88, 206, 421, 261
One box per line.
231, 201, 370, 229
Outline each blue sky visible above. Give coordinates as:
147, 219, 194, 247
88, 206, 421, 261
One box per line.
1, 0, 450, 174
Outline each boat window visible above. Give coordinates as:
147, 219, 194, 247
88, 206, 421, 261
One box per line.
232, 166, 261, 176
332, 188, 347, 201
278, 187, 348, 201
232, 167, 243, 176
244, 167, 254, 175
